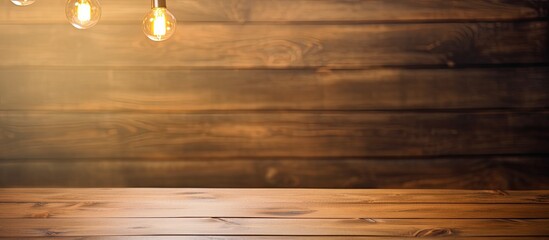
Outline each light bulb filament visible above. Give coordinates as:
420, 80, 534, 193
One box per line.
143, 3, 176, 41
152, 9, 167, 37
77, 1, 92, 23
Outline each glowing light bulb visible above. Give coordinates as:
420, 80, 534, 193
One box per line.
143, 0, 176, 41
65, 0, 101, 29
10, 0, 36, 6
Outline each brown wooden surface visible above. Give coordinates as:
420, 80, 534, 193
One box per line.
2, 218, 549, 237
0, 22, 546, 68
1, 112, 547, 159
1, 157, 548, 189
4, 202, 549, 219
1, 0, 547, 24
0, 0, 547, 188
2, 188, 547, 203
3, 238, 546, 240
1, 68, 548, 111
0, 189, 548, 238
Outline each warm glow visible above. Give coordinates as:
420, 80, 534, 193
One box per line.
143, 6, 176, 41
10, 0, 36, 6
77, 0, 92, 23
65, 0, 101, 29
153, 8, 167, 37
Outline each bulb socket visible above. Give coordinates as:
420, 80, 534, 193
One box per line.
151, 0, 166, 8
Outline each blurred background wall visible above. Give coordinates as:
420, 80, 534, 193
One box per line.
0, 0, 547, 188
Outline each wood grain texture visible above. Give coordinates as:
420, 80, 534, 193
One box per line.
1, 68, 548, 111
1, 218, 548, 237
1, 112, 547, 159
1, 158, 548, 189
2, 202, 549, 219
0, 0, 547, 24
2, 189, 547, 237
1, 189, 547, 204
5, 238, 548, 240
1, 0, 548, 190
0, 22, 546, 68
7, 238, 549, 240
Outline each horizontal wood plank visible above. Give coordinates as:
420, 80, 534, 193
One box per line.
1, 189, 547, 204
13, 236, 544, 239
1, 157, 548, 189
2, 189, 548, 237
1, 218, 548, 237
1, 68, 547, 111
1, 0, 547, 24
1, 112, 547, 159
2, 202, 549, 219
8, 237, 548, 240
0, 22, 546, 68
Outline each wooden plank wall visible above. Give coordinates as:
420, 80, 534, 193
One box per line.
0, 0, 548, 188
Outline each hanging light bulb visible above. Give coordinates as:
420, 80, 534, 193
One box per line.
65, 0, 101, 29
143, 0, 176, 41
10, 0, 36, 6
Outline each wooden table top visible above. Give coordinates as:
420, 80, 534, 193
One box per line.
0, 188, 548, 239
